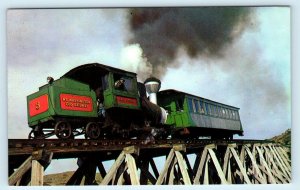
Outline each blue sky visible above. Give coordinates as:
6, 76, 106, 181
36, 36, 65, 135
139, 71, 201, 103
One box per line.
6, 7, 291, 174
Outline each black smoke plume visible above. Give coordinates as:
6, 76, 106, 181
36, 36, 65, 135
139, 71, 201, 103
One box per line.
127, 7, 254, 77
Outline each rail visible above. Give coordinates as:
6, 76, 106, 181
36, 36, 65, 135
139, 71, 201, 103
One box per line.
8, 138, 291, 186
9, 138, 273, 156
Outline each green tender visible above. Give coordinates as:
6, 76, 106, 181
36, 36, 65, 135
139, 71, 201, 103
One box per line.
27, 78, 98, 127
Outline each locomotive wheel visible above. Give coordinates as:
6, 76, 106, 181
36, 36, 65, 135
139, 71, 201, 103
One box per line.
28, 129, 45, 139
85, 122, 101, 139
54, 121, 72, 139
28, 130, 35, 139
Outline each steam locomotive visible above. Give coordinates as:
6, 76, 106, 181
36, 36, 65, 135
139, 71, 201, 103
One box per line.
27, 63, 243, 140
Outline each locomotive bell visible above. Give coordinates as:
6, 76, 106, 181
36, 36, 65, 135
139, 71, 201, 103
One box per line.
144, 77, 161, 104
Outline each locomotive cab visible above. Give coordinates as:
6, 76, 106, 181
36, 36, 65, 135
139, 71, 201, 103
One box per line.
62, 63, 141, 111
63, 63, 144, 136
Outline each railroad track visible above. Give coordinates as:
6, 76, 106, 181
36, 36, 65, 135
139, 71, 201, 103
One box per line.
9, 138, 273, 156
9, 138, 291, 185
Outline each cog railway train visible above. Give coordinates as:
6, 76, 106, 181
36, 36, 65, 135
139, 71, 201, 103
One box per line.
27, 63, 243, 140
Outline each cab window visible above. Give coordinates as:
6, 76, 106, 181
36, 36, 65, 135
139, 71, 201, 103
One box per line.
101, 75, 109, 90
113, 74, 133, 91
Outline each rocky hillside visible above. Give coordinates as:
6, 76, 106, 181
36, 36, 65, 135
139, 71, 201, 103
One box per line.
269, 128, 291, 148
43, 171, 73, 186
44, 171, 102, 186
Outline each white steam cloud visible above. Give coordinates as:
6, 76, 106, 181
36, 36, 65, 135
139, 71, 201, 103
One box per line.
120, 44, 153, 81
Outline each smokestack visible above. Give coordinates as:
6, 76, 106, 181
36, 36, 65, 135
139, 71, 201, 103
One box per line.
143, 77, 168, 124
144, 77, 161, 104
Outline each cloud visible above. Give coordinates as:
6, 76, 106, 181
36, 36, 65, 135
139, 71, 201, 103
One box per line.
7, 9, 128, 67
7, 7, 290, 141
7, 9, 129, 138
161, 7, 291, 139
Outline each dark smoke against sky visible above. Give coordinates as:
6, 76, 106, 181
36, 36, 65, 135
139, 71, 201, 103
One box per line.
125, 7, 290, 139
127, 7, 255, 77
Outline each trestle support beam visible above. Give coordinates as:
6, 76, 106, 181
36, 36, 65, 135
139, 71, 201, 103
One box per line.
9, 142, 291, 185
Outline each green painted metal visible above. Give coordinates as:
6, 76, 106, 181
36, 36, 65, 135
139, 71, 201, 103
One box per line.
27, 88, 53, 127
158, 93, 192, 128
158, 90, 243, 134
103, 72, 141, 110
27, 64, 142, 128
27, 78, 98, 127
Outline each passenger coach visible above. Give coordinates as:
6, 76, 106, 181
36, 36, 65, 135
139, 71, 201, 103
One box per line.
157, 90, 243, 139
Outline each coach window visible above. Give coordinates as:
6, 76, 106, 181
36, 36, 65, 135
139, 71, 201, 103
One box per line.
235, 111, 240, 120
210, 105, 214, 115
232, 110, 236, 120
206, 103, 210, 115
216, 106, 219, 117
222, 108, 226, 118
225, 109, 229, 119
211, 105, 215, 116
188, 98, 194, 112
209, 104, 213, 115
214, 105, 218, 116
176, 98, 183, 111
194, 99, 199, 113
203, 102, 207, 114
204, 102, 208, 115
215, 106, 219, 117
199, 100, 205, 114
218, 106, 222, 117
209, 104, 212, 115
197, 100, 201, 113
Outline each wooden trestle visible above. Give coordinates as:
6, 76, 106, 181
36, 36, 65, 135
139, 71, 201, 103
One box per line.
8, 139, 291, 185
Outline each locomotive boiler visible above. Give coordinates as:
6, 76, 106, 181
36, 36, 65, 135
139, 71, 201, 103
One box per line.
27, 63, 243, 140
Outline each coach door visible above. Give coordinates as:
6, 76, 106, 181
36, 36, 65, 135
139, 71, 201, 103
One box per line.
174, 97, 186, 126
